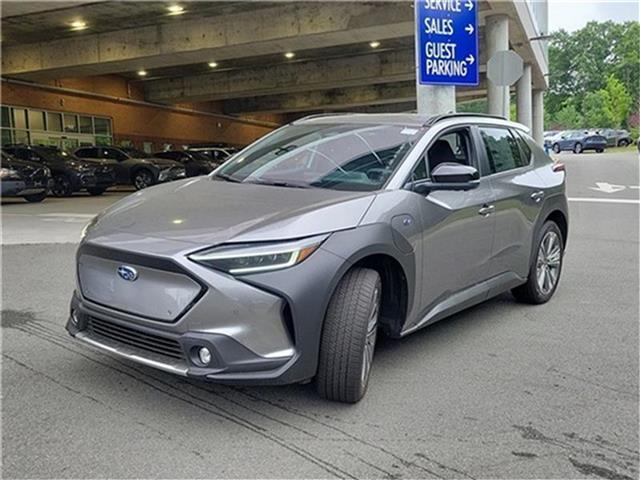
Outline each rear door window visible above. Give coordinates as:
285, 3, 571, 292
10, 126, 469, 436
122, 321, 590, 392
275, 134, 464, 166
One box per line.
479, 127, 528, 174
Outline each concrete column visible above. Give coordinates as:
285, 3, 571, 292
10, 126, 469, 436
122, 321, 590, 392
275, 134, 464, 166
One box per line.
532, 89, 545, 145
414, 2, 456, 116
416, 85, 456, 116
516, 64, 533, 129
486, 14, 510, 118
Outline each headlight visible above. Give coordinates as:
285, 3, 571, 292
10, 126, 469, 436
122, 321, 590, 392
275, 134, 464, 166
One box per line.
0, 167, 21, 180
189, 234, 327, 275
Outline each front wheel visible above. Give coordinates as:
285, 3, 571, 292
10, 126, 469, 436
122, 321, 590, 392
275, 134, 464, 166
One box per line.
133, 170, 154, 190
618, 140, 629, 147
52, 175, 73, 197
573, 142, 583, 154
552, 144, 561, 154
316, 268, 381, 403
512, 221, 564, 304
24, 192, 47, 203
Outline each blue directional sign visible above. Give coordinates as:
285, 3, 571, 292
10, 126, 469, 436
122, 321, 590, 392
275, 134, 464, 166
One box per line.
416, 0, 479, 86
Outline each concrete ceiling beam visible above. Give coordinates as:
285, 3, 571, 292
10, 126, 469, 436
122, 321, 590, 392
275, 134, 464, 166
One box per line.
2, 2, 414, 80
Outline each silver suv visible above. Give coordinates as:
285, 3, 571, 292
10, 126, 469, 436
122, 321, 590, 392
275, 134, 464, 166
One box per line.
67, 113, 568, 403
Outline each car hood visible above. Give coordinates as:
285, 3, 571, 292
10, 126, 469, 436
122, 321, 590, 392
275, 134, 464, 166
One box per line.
82, 158, 118, 167
141, 157, 183, 168
86, 176, 376, 253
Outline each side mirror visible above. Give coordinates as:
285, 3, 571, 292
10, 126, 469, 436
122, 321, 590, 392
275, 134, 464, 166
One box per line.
431, 163, 479, 184
409, 163, 480, 194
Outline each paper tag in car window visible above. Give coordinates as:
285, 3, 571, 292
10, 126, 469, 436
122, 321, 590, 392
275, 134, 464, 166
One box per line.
401, 128, 419, 135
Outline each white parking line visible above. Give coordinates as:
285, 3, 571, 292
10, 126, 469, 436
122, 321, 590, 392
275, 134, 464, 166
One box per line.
568, 197, 640, 204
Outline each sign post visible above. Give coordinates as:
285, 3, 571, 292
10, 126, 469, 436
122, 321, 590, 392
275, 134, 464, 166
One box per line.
415, 0, 479, 115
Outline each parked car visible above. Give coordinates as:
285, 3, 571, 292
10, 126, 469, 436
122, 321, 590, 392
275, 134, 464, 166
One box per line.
2, 145, 115, 196
544, 130, 565, 148
598, 128, 633, 147
0, 150, 52, 202
551, 130, 607, 153
67, 113, 568, 403
153, 150, 219, 177
74, 146, 186, 190
187, 145, 238, 163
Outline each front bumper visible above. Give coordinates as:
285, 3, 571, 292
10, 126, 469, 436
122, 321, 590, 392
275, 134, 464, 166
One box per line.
1, 178, 51, 196
66, 240, 347, 384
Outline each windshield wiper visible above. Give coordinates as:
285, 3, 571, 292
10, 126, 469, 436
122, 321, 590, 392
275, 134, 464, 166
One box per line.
213, 172, 241, 183
244, 179, 313, 189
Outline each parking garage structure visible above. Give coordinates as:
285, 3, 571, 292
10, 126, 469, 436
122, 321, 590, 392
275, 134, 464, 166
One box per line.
2, 1, 549, 150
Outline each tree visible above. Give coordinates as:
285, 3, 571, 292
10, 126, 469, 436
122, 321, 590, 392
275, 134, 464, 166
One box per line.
603, 75, 633, 128
582, 90, 613, 128
553, 102, 584, 129
545, 21, 640, 123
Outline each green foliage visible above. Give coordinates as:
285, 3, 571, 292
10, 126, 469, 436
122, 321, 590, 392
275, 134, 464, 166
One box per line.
552, 101, 583, 129
546, 21, 639, 129
582, 90, 613, 127
603, 75, 633, 128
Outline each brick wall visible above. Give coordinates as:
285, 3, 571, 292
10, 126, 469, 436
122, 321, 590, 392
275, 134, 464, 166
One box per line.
2, 76, 279, 149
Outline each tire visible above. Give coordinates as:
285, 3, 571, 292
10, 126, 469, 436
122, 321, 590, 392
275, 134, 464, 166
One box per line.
24, 192, 46, 203
132, 169, 154, 190
552, 144, 561, 154
316, 268, 381, 403
596, 149, 604, 153
87, 187, 107, 196
618, 140, 629, 147
52, 175, 73, 197
573, 143, 583, 154
512, 221, 564, 304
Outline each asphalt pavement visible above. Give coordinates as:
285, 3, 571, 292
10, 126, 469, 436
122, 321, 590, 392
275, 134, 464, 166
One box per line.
2, 150, 638, 479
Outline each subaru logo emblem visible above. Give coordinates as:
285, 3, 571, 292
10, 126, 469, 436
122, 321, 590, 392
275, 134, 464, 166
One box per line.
117, 265, 138, 282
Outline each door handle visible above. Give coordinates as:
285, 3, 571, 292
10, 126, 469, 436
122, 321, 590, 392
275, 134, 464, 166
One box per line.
531, 191, 545, 203
478, 204, 495, 217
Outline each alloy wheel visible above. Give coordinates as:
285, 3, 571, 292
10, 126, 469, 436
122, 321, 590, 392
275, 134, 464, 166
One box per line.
536, 231, 561, 295
134, 171, 153, 190
52, 176, 71, 197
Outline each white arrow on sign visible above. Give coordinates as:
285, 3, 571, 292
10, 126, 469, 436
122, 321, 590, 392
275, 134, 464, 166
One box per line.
465, 24, 474, 34
590, 182, 626, 194
465, 0, 474, 10
465, 54, 475, 65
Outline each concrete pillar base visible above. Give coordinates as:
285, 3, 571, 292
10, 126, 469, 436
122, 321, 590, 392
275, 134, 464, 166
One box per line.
516, 64, 533, 130
416, 85, 456, 116
532, 90, 545, 145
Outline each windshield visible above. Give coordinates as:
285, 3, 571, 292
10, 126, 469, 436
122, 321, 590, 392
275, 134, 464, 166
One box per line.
32, 147, 69, 162
121, 147, 151, 159
216, 123, 424, 191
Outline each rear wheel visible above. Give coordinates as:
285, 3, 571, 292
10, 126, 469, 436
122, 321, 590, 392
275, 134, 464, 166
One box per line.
573, 143, 583, 154
316, 268, 381, 403
552, 143, 561, 154
52, 175, 72, 197
87, 187, 107, 196
133, 169, 154, 190
596, 148, 604, 153
24, 192, 46, 203
512, 221, 564, 304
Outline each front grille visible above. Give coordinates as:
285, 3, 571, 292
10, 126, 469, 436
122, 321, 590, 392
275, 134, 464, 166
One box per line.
87, 316, 184, 359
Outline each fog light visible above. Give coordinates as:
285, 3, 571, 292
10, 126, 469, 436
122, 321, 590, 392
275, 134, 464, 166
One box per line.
198, 347, 212, 365
70, 309, 79, 325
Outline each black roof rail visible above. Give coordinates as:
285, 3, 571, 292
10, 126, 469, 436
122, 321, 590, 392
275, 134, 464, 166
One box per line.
423, 112, 507, 126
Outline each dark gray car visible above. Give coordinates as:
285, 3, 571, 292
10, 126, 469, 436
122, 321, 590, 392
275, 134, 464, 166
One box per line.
67, 113, 568, 403
74, 146, 186, 189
